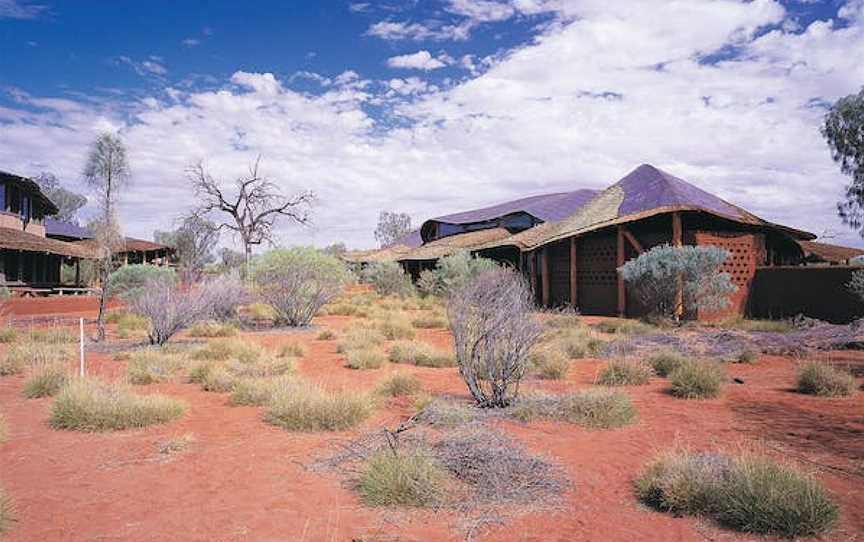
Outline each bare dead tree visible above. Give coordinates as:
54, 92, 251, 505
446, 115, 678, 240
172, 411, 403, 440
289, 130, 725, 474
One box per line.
186, 157, 315, 277
82, 133, 130, 341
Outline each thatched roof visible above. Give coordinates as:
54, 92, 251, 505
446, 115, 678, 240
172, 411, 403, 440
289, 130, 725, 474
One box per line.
398, 228, 512, 261
798, 240, 864, 264
0, 227, 95, 258
342, 244, 414, 264
479, 164, 815, 251
0, 171, 60, 216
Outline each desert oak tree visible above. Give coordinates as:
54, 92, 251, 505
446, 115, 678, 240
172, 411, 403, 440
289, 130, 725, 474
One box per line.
82, 133, 131, 341
822, 87, 864, 236
374, 211, 412, 248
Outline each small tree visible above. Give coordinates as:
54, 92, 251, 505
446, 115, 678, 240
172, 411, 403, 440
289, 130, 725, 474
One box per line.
155, 215, 219, 284
83, 133, 131, 341
618, 245, 736, 320
374, 211, 412, 248
187, 158, 315, 278
822, 87, 864, 236
205, 272, 249, 321
253, 247, 351, 326
448, 269, 542, 408
361, 261, 414, 297
34, 172, 87, 223
107, 264, 176, 300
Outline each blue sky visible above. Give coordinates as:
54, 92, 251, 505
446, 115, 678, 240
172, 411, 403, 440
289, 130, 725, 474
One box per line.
0, 0, 863, 249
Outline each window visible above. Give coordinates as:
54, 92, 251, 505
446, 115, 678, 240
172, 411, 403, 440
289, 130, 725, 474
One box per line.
20, 194, 30, 221
0, 183, 5, 212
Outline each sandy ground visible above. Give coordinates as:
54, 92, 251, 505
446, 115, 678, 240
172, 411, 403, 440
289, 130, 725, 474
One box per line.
0, 298, 862, 542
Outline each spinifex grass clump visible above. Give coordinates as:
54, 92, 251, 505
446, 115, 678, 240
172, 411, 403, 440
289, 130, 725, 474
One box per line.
1, 342, 73, 376
26, 327, 76, 344
594, 319, 655, 336
796, 361, 856, 397
278, 342, 306, 358
411, 313, 448, 329
359, 450, 448, 507
388, 341, 455, 368
22, 365, 68, 398
230, 376, 299, 406
263, 382, 374, 432
336, 326, 385, 354
647, 351, 688, 377
50, 378, 186, 431
187, 320, 239, 338
669, 360, 726, 399
511, 389, 636, 429
377, 314, 416, 340
529, 347, 571, 380
188, 338, 293, 392
0, 487, 13, 534
126, 350, 185, 385
597, 359, 653, 386
558, 328, 607, 359
345, 349, 387, 370
376, 372, 421, 397
636, 449, 837, 538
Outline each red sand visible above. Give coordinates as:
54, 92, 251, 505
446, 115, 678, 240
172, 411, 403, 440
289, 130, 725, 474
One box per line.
1, 309, 862, 541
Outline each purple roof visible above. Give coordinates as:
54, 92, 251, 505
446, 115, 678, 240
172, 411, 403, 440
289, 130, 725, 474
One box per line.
429, 189, 598, 225
44, 218, 92, 240
616, 164, 746, 220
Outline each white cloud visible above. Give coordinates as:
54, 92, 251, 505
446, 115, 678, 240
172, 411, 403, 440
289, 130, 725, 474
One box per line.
2, 0, 864, 251
387, 50, 450, 70
182, 38, 201, 47
367, 20, 474, 41
116, 55, 168, 78
446, 0, 516, 22
0, 0, 46, 19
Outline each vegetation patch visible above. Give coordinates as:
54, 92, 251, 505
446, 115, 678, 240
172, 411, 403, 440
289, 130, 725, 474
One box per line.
345, 349, 387, 370
377, 315, 416, 340
230, 376, 298, 406
336, 326, 385, 354
22, 365, 68, 398
512, 389, 636, 429
635, 449, 837, 538
558, 328, 606, 359
0, 487, 14, 534
708, 317, 793, 333
594, 320, 655, 336
411, 313, 448, 329
669, 361, 726, 399
734, 349, 758, 364
187, 320, 239, 338
50, 378, 186, 431
278, 342, 306, 358
359, 450, 448, 507
126, 350, 185, 385
317, 329, 336, 340
389, 341, 455, 368
415, 398, 476, 427
376, 372, 421, 397
0, 413, 7, 443
597, 359, 653, 386
647, 351, 688, 377
26, 327, 77, 344
0, 328, 16, 344
263, 382, 374, 431
796, 361, 856, 397
1, 342, 73, 376
529, 348, 570, 380
245, 302, 277, 321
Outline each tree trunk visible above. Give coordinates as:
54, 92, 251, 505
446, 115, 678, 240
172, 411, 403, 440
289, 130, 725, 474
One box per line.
244, 244, 252, 286
95, 258, 109, 341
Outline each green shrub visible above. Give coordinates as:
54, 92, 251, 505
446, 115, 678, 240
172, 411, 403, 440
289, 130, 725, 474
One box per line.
126, 351, 184, 385
253, 247, 352, 326
377, 315, 416, 340
107, 264, 176, 300
376, 372, 421, 397
669, 361, 725, 399
358, 450, 448, 507
417, 251, 499, 297
796, 362, 856, 397
22, 365, 68, 398
263, 382, 374, 431
636, 450, 837, 538
0, 487, 14, 534
50, 378, 186, 431
411, 313, 448, 329
187, 320, 239, 338
560, 389, 636, 429
345, 349, 387, 370
648, 351, 688, 377
529, 348, 570, 380
597, 359, 653, 386
0, 328, 16, 344
361, 262, 415, 297
388, 341, 455, 368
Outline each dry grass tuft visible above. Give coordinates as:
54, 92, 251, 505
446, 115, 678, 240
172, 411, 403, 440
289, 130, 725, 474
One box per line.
796, 361, 856, 397
336, 326, 385, 354
26, 327, 77, 344
388, 341, 455, 368
594, 319, 655, 336
278, 342, 306, 358
359, 450, 448, 507
512, 389, 636, 429
669, 361, 726, 399
557, 328, 606, 359
411, 313, 448, 329
376, 372, 421, 397
345, 349, 388, 370
263, 382, 374, 431
50, 378, 186, 431
187, 320, 239, 338
377, 314, 416, 340
0, 328, 16, 344
597, 359, 653, 386
245, 302, 277, 321
0, 487, 14, 534
1, 342, 73, 376
317, 329, 336, 340
647, 351, 688, 377
126, 350, 185, 385
22, 364, 68, 398
529, 347, 570, 380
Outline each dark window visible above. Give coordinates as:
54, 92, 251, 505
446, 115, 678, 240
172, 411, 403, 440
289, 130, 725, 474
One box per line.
0, 183, 5, 212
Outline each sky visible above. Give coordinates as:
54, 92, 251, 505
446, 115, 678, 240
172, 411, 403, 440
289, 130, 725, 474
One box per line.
0, 0, 863, 251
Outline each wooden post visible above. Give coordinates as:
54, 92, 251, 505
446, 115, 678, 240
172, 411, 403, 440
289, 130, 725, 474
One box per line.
672, 212, 684, 319
569, 237, 578, 309
527, 251, 537, 304
75, 259, 80, 286
540, 248, 550, 308
617, 226, 626, 317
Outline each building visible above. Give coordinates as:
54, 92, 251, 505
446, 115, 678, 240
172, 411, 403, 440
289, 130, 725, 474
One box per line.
356, 164, 861, 321
0, 171, 94, 294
